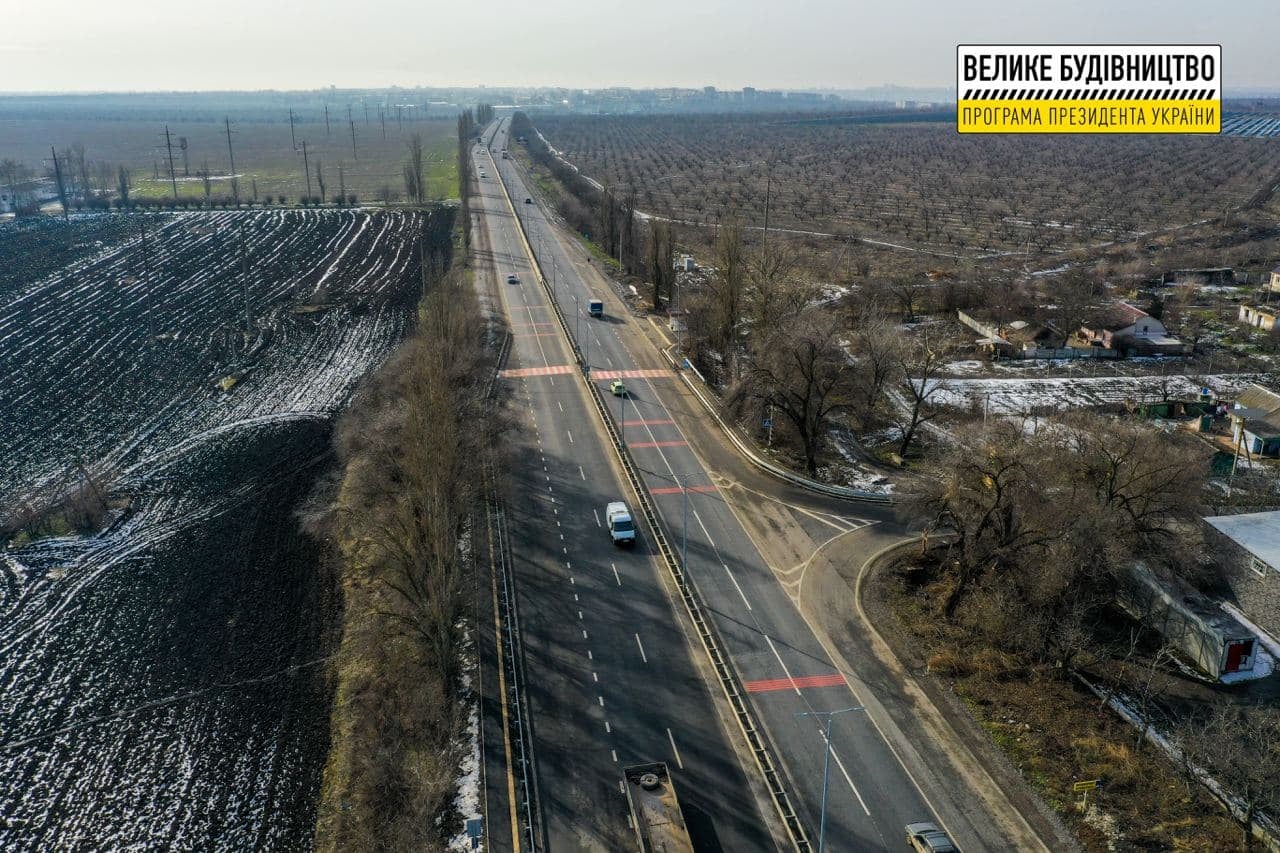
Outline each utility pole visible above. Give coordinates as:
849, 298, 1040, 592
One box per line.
179, 136, 190, 176
363, 100, 369, 125
348, 105, 358, 161
288, 108, 298, 150
301, 140, 312, 199
49, 146, 69, 221
163, 126, 179, 199
324, 104, 331, 137
224, 116, 239, 204
796, 707, 865, 853
338, 163, 346, 207
379, 106, 387, 141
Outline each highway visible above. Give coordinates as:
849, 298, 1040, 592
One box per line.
471, 125, 779, 852
482, 116, 1004, 852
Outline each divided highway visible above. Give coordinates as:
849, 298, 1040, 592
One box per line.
472, 127, 778, 851
482, 117, 1005, 852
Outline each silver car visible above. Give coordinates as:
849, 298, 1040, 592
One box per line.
906, 822, 958, 853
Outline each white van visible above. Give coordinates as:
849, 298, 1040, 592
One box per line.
606, 501, 636, 546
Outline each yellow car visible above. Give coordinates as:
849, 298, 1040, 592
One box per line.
609, 380, 627, 397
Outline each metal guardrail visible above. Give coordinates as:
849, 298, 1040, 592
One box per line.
489, 127, 811, 852
490, 496, 542, 851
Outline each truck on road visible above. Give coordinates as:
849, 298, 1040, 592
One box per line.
606, 501, 636, 546
623, 762, 693, 853
588, 297, 604, 318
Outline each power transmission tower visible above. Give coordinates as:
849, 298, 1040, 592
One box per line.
163, 125, 179, 199
348, 105, 358, 160
288, 108, 298, 150
301, 140, 312, 199
224, 116, 239, 204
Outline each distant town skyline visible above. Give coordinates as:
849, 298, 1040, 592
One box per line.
2, 0, 1277, 93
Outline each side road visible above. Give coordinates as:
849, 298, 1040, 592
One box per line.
512, 153, 1076, 851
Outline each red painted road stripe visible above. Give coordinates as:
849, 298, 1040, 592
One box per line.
510, 321, 558, 329
623, 419, 674, 426
744, 673, 848, 693
513, 332, 559, 338
649, 485, 718, 495
593, 369, 672, 380
499, 364, 575, 378
628, 440, 688, 449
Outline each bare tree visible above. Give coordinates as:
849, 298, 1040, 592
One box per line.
889, 274, 924, 323
848, 299, 901, 423
647, 219, 675, 311
116, 166, 131, 206
404, 133, 425, 204
705, 221, 745, 353
740, 308, 857, 475
894, 327, 950, 458
1183, 703, 1280, 850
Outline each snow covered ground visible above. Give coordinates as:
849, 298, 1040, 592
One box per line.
0, 209, 428, 850
920, 373, 1269, 414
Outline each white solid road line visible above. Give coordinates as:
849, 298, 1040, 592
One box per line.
612, 563, 622, 586
666, 728, 685, 770
818, 723, 873, 816
593, 509, 602, 527
634, 633, 648, 663
579, 466, 586, 481
723, 563, 754, 612
566, 429, 574, 444
763, 634, 803, 698
692, 508, 717, 548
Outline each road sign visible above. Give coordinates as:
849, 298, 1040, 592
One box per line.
762, 419, 773, 429
1073, 780, 1099, 793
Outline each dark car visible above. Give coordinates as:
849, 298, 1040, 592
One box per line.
524, 197, 533, 204
906, 822, 958, 852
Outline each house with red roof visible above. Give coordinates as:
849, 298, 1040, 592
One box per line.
1077, 301, 1186, 355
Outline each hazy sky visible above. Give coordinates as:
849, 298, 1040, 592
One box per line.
3, 0, 1277, 92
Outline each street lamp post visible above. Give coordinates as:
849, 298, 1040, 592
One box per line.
796, 706, 865, 853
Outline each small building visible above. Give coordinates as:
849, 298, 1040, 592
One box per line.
1205, 510, 1280, 641
1161, 267, 1236, 286
956, 310, 1074, 359
1078, 301, 1186, 356
1268, 265, 1280, 293
1228, 384, 1280, 457
1240, 304, 1278, 332
1118, 564, 1258, 679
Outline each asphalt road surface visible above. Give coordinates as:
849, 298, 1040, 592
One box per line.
483, 117, 998, 852
473, 126, 778, 853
